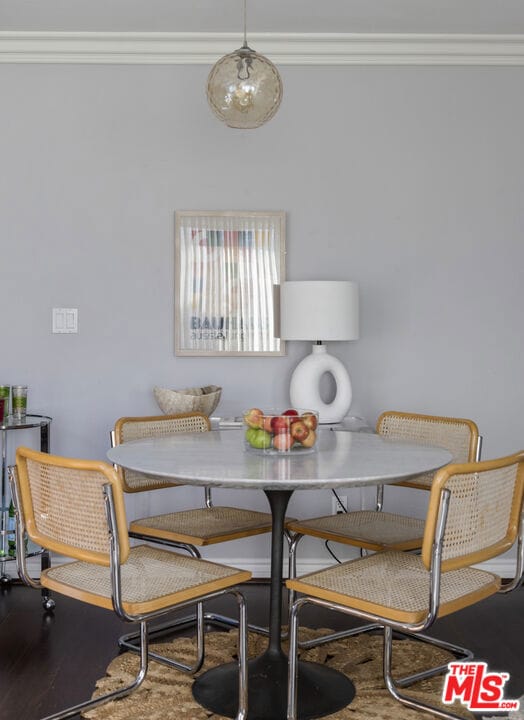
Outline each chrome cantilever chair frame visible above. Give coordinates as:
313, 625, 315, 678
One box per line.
286, 452, 524, 720
287, 487, 453, 720
286, 412, 482, 662
9, 453, 249, 720
109, 415, 271, 658
286, 531, 471, 684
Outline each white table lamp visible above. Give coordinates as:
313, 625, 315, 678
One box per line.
279, 281, 359, 424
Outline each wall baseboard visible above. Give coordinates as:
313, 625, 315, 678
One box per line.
1, 31, 524, 66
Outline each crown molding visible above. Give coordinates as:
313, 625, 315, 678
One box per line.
1, 31, 524, 65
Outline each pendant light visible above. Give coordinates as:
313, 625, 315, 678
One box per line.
206, 0, 283, 129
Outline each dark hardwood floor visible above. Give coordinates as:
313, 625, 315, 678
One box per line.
0, 580, 522, 719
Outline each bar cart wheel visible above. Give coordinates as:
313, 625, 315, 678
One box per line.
42, 596, 56, 611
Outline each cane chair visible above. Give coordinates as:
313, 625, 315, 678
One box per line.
286, 413, 481, 616
287, 451, 524, 720
10, 446, 250, 720
111, 412, 273, 645
285, 412, 481, 657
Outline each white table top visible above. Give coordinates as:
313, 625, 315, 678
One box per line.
107, 429, 452, 491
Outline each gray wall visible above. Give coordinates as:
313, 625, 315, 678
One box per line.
1, 60, 523, 570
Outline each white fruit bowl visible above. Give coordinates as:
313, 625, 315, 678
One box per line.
243, 408, 319, 454
153, 385, 222, 417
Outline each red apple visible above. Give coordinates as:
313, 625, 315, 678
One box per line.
271, 415, 292, 434
273, 432, 294, 451
300, 429, 316, 448
301, 412, 318, 431
282, 409, 299, 417
290, 420, 310, 443
244, 407, 264, 429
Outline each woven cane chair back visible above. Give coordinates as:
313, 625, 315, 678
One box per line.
15, 446, 129, 567
422, 451, 524, 572
113, 412, 210, 493
377, 411, 479, 489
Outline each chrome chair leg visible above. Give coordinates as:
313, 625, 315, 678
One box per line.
129, 532, 202, 557
119, 593, 249, 720
393, 630, 472, 687
286, 595, 303, 720
119, 603, 271, 661
287, 530, 381, 649
383, 625, 466, 720
286, 530, 302, 613
42, 620, 149, 720
287, 592, 471, 699
296, 619, 470, 681
119, 602, 206, 672
235, 589, 249, 720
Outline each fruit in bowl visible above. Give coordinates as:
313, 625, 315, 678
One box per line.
243, 408, 318, 453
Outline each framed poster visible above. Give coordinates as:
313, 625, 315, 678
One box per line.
175, 210, 286, 356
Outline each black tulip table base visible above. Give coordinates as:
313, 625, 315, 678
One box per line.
192, 648, 355, 720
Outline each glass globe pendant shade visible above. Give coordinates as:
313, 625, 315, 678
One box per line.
207, 45, 283, 129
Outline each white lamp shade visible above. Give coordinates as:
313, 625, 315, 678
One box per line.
279, 281, 359, 341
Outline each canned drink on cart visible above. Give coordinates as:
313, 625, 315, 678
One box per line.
11, 385, 27, 421
0, 386, 10, 422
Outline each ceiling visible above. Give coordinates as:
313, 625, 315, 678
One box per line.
1, 0, 524, 35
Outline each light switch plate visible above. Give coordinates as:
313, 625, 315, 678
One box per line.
52, 308, 78, 333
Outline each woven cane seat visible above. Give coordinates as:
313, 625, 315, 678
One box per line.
287, 550, 500, 625
130, 506, 273, 545
42, 544, 251, 615
287, 510, 425, 552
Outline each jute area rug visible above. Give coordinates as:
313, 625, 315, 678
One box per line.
83, 628, 473, 720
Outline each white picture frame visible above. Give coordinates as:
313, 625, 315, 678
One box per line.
175, 210, 286, 356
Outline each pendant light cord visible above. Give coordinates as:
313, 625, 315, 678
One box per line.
242, 0, 248, 48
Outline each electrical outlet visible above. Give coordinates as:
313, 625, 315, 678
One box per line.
331, 495, 348, 514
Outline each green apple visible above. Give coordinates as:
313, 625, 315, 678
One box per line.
245, 428, 258, 445
247, 428, 272, 449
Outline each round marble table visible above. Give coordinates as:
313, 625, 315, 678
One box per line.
107, 429, 452, 720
